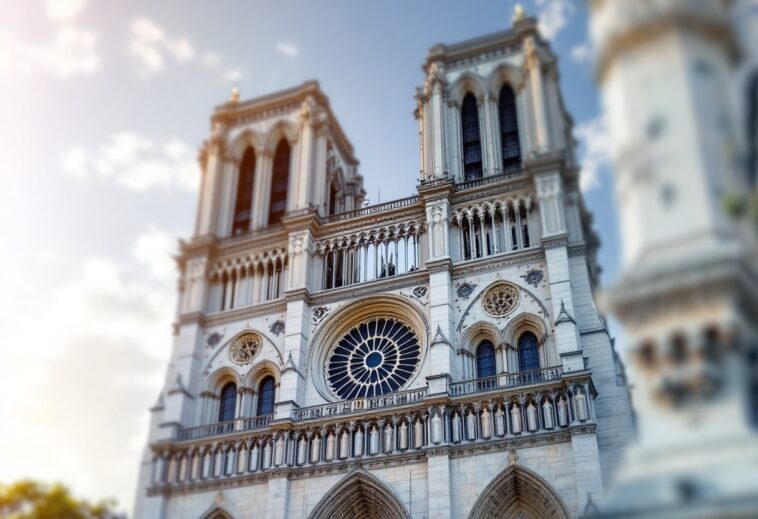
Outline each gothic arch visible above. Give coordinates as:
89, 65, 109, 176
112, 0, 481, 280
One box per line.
228, 128, 263, 161
199, 506, 234, 519
486, 63, 524, 99
307, 294, 430, 402
448, 71, 487, 106
308, 470, 410, 519
262, 119, 299, 153
468, 465, 570, 519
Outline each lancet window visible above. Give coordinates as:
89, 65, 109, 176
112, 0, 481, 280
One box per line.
257, 376, 276, 416
518, 332, 540, 372
269, 139, 290, 225
461, 93, 483, 180
210, 251, 287, 312
498, 84, 521, 173
218, 382, 237, 422
476, 341, 497, 378
232, 147, 256, 235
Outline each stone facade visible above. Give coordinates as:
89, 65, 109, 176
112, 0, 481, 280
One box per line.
133, 12, 633, 519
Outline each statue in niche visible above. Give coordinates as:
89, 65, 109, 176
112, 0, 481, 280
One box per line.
311, 435, 321, 463
297, 436, 307, 465
481, 407, 492, 438
452, 412, 461, 443
414, 419, 424, 448
495, 406, 505, 436
369, 425, 379, 454
340, 430, 350, 459
526, 402, 538, 432
399, 422, 408, 449
431, 413, 442, 443
466, 410, 477, 440
325, 432, 335, 461
274, 436, 285, 466
575, 389, 588, 421
543, 400, 555, 429
510, 403, 522, 434
250, 444, 259, 471
354, 427, 364, 456
384, 423, 393, 452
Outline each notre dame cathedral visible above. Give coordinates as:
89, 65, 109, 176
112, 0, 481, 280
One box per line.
133, 8, 636, 519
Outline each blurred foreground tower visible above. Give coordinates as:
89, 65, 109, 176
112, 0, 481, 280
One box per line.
589, 1, 758, 517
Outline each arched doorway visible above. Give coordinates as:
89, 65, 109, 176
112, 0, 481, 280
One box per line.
308, 471, 410, 519
468, 465, 570, 519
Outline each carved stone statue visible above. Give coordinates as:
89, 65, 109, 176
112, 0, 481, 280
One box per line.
431, 413, 442, 443
354, 427, 364, 457
510, 403, 522, 434
311, 435, 321, 464
383, 423, 393, 452
452, 412, 461, 443
526, 402, 538, 432
399, 422, 408, 449
414, 419, 424, 448
325, 433, 335, 461
481, 407, 492, 438
369, 425, 379, 454
543, 400, 555, 429
557, 396, 569, 427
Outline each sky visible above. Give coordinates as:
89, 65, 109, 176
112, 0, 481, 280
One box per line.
0, 0, 617, 514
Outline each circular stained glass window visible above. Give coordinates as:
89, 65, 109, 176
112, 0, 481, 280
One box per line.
326, 318, 422, 400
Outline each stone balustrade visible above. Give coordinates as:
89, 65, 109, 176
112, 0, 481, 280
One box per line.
450, 366, 563, 396
151, 373, 595, 493
292, 387, 428, 422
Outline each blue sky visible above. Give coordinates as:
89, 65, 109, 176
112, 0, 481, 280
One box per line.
0, 0, 617, 513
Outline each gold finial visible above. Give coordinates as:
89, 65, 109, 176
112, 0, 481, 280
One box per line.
229, 86, 240, 104
513, 3, 525, 23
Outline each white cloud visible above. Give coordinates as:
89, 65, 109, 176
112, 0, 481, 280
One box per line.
536, 0, 574, 40
570, 42, 591, 64
0, 248, 174, 513
276, 41, 298, 58
223, 67, 243, 82
574, 115, 612, 191
61, 132, 199, 192
0, 26, 99, 78
129, 16, 240, 81
132, 226, 178, 281
45, 0, 88, 21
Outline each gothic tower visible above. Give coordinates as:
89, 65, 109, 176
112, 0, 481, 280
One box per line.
134, 9, 632, 519
589, 1, 758, 516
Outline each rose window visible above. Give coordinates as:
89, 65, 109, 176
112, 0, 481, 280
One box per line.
230, 333, 261, 364
326, 318, 422, 400
482, 283, 520, 317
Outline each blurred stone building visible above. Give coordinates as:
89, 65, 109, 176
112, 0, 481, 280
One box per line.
133, 9, 634, 519
588, 0, 758, 517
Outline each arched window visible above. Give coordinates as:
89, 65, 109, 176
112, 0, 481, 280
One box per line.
232, 147, 256, 235
269, 139, 290, 225
257, 376, 276, 416
498, 84, 521, 172
476, 340, 497, 378
517, 332, 540, 372
218, 382, 237, 422
461, 93, 483, 180
328, 181, 339, 216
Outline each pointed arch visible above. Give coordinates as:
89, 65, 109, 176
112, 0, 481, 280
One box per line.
308, 470, 410, 519
269, 138, 291, 225
199, 506, 234, 519
232, 146, 256, 235
461, 92, 483, 180
467, 465, 570, 519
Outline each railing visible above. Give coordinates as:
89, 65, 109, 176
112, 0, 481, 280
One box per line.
449, 366, 564, 397
454, 168, 524, 192
292, 387, 428, 422
321, 195, 420, 224
176, 415, 272, 441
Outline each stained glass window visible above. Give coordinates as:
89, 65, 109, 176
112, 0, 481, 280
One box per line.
518, 332, 540, 372
257, 376, 276, 416
499, 84, 521, 172
461, 93, 483, 180
476, 340, 496, 378
326, 318, 421, 399
218, 382, 237, 422
269, 139, 290, 224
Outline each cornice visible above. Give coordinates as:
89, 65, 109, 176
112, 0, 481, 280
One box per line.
309, 270, 429, 306
451, 249, 544, 279
197, 300, 289, 328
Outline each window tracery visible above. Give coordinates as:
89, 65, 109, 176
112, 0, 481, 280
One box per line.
326, 318, 421, 399
482, 283, 520, 317
230, 333, 262, 365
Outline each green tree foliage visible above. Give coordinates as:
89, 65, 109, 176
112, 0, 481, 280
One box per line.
0, 480, 122, 519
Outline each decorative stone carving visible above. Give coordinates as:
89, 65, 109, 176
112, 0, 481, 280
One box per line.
312, 306, 329, 324
482, 283, 520, 317
412, 286, 428, 299
207, 332, 223, 348
269, 320, 285, 337
521, 268, 544, 288
456, 282, 477, 299
229, 333, 262, 365
384, 424, 393, 452
510, 403, 522, 434
452, 413, 461, 443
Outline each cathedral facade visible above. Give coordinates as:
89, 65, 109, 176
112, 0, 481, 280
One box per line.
134, 13, 633, 519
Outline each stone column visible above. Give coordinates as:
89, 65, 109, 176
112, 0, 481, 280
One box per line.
524, 36, 550, 152
195, 124, 225, 237
253, 150, 273, 228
